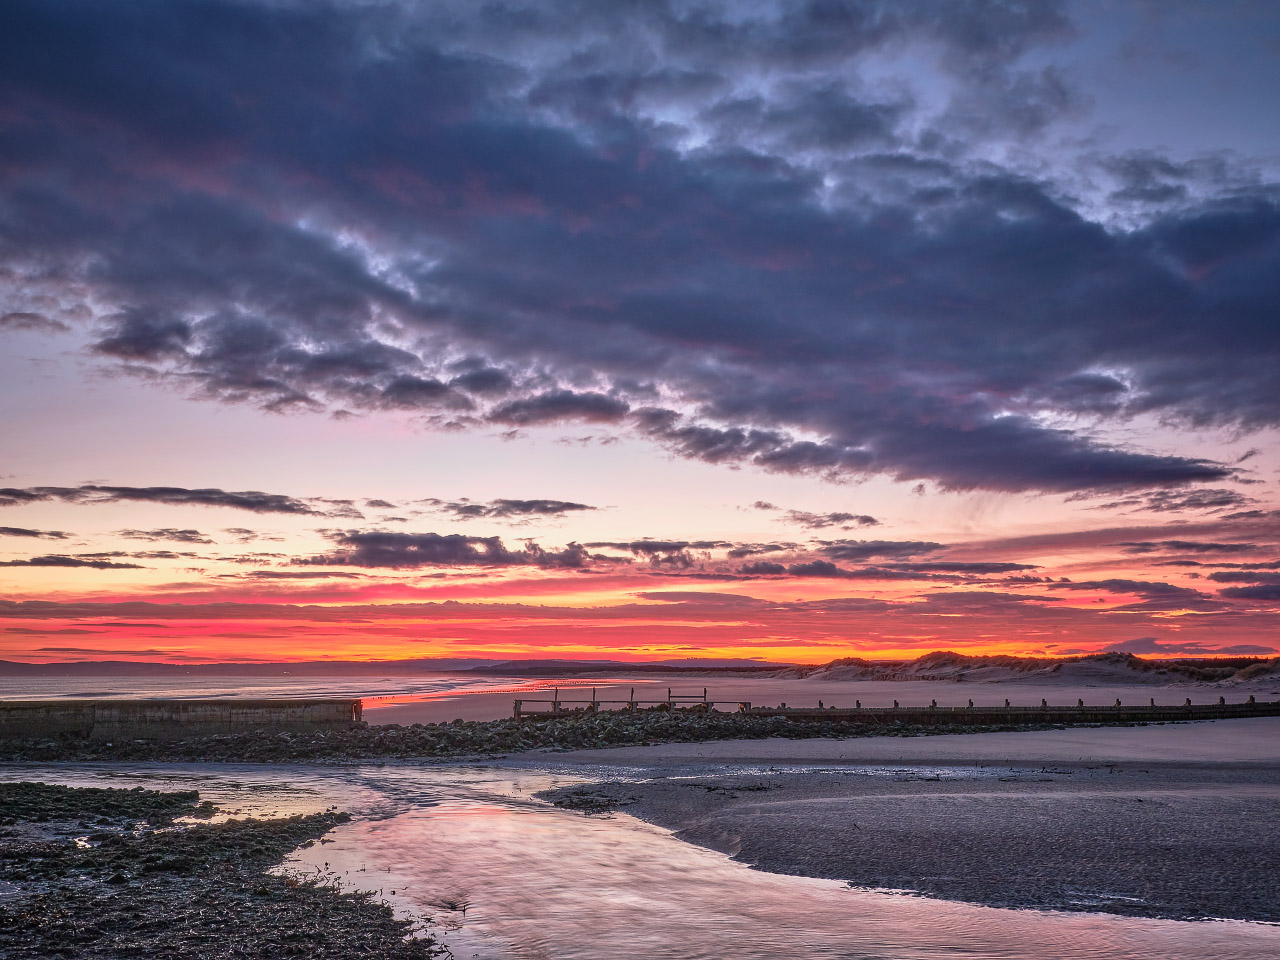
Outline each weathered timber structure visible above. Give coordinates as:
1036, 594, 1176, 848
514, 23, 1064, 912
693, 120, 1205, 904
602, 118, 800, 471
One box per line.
0, 698, 364, 740
514, 692, 1279, 726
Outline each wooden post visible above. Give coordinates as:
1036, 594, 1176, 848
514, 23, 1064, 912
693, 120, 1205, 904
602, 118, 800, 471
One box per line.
514, 700, 522, 719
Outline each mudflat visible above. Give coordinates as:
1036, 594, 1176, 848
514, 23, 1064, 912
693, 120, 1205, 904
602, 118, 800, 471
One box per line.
539, 718, 1280, 922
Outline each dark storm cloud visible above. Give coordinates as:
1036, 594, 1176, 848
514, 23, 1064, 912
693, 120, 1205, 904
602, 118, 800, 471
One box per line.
117, 528, 214, 544
302, 530, 595, 570
1, 1, 1276, 494
0, 555, 143, 570
0, 484, 354, 516
419, 498, 598, 522
0, 526, 69, 539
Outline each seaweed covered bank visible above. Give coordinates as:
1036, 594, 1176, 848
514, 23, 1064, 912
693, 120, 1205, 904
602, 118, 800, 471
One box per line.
0, 781, 442, 959
0, 707, 1224, 763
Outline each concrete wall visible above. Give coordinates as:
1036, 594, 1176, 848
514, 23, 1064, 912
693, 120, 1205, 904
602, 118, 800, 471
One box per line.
0, 698, 363, 740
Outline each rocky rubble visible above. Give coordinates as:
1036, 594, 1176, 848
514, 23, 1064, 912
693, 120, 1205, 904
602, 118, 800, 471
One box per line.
0, 709, 1061, 763
0, 782, 443, 959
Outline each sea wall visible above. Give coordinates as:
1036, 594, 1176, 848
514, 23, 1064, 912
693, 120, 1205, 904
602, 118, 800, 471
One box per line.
0, 698, 363, 740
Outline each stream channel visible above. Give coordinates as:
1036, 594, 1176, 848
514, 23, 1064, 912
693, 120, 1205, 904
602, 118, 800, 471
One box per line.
3, 761, 1276, 960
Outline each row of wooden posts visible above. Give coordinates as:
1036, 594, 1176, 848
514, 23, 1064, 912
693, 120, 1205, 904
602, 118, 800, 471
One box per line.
513, 687, 710, 719
512, 689, 1275, 724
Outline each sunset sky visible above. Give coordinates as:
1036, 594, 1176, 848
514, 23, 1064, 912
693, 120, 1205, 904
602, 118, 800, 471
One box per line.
2, 0, 1279, 664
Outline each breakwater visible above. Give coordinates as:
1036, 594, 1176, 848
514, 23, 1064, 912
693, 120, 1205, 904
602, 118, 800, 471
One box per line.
0, 698, 363, 740
739, 697, 1278, 725
515, 695, 1279, 726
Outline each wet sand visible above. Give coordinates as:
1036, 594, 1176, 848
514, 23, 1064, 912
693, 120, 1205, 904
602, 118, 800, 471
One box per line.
538, 717, 1280, 922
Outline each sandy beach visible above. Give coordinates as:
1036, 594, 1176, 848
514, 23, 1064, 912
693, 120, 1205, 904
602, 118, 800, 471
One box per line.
538, 717, 1280, 922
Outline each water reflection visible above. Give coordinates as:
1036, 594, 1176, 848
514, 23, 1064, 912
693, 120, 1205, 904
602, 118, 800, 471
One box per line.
4, 763, 1275, 959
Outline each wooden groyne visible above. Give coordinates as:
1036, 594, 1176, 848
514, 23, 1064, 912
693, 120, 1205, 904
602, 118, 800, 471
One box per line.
514, 687, 709, 719
0, 698, 364, 740
736, 696, 1278, 726
514, 692, 1280, 726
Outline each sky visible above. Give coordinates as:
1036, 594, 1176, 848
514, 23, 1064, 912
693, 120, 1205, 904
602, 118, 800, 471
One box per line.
2, 0, 1279, 665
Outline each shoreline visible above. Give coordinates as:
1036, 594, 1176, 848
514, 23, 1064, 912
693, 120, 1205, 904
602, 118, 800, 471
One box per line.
540, 760, 1280, 923
534, 720, 1280, 924
6, 718, 1278, 936
0, 782, 442, 959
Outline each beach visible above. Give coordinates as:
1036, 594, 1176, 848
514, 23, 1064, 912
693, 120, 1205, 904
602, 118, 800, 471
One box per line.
540, 719, 1280, 922
4, 685, 1280, 956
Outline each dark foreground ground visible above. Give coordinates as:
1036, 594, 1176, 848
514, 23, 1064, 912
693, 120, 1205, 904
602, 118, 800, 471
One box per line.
0, 781, 442, 959
0, 711, 1118, 763
541, 760, 1280, 923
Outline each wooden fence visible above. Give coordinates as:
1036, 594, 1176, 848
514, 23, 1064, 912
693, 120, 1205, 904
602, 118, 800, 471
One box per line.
514, 691, 1280, 726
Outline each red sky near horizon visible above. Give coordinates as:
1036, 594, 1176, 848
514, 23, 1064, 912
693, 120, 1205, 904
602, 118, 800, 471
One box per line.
3, 2, 1280, 666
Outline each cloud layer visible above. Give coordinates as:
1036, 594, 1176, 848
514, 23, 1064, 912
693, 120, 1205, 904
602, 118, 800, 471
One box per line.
2, 0, 1276, 496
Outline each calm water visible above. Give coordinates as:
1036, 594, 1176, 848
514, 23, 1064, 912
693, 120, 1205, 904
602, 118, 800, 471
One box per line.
0, 673, 582, 704
4, 762, 1275, 960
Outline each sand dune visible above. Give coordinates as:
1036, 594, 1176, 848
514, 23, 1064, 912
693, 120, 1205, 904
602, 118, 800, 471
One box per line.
789, 651, 1280, 685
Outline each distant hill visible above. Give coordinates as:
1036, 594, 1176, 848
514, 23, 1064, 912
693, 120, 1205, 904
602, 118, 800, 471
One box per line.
0, 656, 787, 678
2, 651, 1276, 684
788, 651, 1280, 685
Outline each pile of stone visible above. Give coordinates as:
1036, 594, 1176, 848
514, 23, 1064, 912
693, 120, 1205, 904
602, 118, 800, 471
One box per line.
0, 708, 1056, 763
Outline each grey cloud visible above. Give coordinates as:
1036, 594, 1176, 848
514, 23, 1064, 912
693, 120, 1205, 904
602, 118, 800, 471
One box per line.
1207, 572, 1280, 585
219, 570, 367, 580
0, 0, 1274, 495
489, 392, 631, 426
0, 312, 70, 334
816, 540, 945, 561
0, 526, 69, 539
117, 528, 214, 544
779, 510, 880, 530
302, 530, 595, 570
0, 555, 144, 570
420, 498, 598, 522
1081, 488, 1256, 513
1118, 540, 1260, 554
739, 560, 787, 576
0, 484, 351, 516
888, 561, 1037, 574
1218, 584, 1280, 601
1048, 578, 1222, 611
1102, 636, 1276, 655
